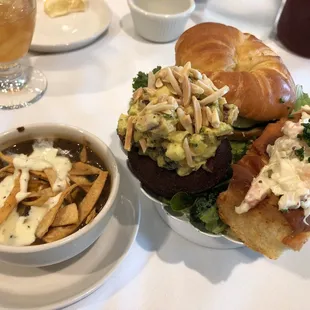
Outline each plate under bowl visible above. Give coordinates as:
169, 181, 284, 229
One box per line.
141, 187, 244, 249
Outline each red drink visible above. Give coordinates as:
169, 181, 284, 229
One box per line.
277, 0, 310, 58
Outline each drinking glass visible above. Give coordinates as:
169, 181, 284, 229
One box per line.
277, 0, 310, 58
0, 0, 47, 109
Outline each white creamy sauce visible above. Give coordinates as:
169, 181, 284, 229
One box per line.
235, 106, 310, 224
13, 142, 72, 201
0, 193, 61, 246
0, 140, 72, 246
0, 174, 16, 209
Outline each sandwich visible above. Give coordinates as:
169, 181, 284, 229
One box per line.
175, 22, 296, 141
218, 106, 310, 259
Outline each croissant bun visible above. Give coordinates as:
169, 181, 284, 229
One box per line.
175, 23, 296, 122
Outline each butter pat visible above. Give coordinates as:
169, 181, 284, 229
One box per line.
44, 0, 87, 18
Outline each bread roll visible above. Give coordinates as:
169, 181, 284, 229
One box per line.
175, 23, 296, 122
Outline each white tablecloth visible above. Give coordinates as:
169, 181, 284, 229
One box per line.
6, 0, 310, 309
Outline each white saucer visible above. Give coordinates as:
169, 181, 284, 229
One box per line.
0, 193, 140, 310
30, 0, 112, 53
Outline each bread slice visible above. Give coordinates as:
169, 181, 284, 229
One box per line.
217, 119, 310, 259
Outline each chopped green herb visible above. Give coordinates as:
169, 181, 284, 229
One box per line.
281, 209, 289, 213
279, 97, 285, 103
162, 114, 173, 120
294, 147, 305, 161
300, 123, 310, 146
132, 66, 162, 91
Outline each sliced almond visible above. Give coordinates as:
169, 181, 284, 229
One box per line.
192, 96, 202, 134
144, 87, 157, 97
166, 67, 182, 96
182, 75, 191, 107
133, 87, 143, 102
196, 80, 214, 96
211, 108, 220, 128
201, 106, 209, 127
200, 86, 230, 106
182, 61, 192, 77
190, 83, 204, 95
155, 78, 163, 88
183, 137, 193, 167
189, 68, 202, 80
172, 69, 184, 83
205, 106, 213, 123
148, 71, 156, 89
139, 138, 147, 153
177, 108, 193, 134
124, 116, 134, 152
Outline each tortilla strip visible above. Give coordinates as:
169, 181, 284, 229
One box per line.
0, 152, 13, 164
69, 162, 102, 176
30, 170, 48, 181
85, 208, 97, 225
35, 184, 77, 239
80, 145, 87, 163
28, 179, 49, 192
69, 175, 92, 187
28, 187, 54, 198
0, 165, 14, 178
43, 171, 108, 242
51, 203, 79, 227
44, 168, 57, 187
0, 173, 20, 225
23, 195, 50, 207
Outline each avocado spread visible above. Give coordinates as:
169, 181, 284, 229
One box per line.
117, 64, 239, 176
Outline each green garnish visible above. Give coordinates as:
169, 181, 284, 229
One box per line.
279, 97, 285, 103
281, 209, 289, 213
293, 85, 310, 112
299, 123, 310, 147
294, 147, 305, 161
132, 66, 162, 91
230, 141, 250, 163
170, 192, 195, 211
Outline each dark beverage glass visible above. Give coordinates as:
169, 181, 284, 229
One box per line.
277, 0, 310, 58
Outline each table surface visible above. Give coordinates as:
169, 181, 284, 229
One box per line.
6, 0, 310, 309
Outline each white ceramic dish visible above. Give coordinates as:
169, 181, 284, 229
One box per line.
0, 190, 140, 310
30, 0, 112, 53
0, 123, 120, 267
128, 0, 195, 43
140, 186, 244, 249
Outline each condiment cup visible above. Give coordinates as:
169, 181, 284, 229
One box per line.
0, 123, 120, 267
128, 0, 195, 43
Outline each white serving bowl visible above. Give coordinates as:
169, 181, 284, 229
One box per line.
128, 0, 195, 43
140, 186, 244, 249
0, 123, 120, 267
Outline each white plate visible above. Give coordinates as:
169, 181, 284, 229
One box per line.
30, 0, 112, 53
0, 192, 140, 310
140, 186, 243, 250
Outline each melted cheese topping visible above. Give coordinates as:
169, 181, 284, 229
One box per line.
0, 193, 61, 246
13, 142, 72, 201
235, 106, 310, 224
0, 141, 72, 246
